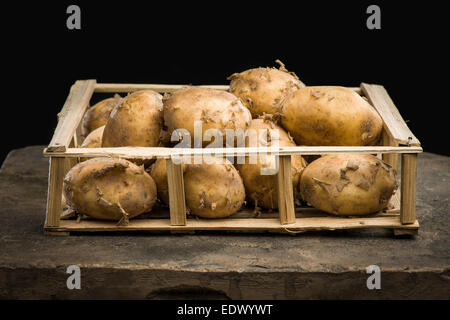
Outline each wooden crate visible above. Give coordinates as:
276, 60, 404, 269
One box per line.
43, 81, 422, 236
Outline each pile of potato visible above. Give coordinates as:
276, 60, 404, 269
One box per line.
63, 60, 398, 224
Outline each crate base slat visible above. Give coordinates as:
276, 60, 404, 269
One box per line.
45, 216, 418, 235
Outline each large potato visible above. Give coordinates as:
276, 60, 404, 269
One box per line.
235, 118, 307, 209
81, 95, 121, 139
63, 158, 157, 222
163, 86, 252, 147
299, 154, 398, 215
149, 157, 245, 218
227, 60, 305, 117
102, 90, 163, 147
281, 86, 383, 146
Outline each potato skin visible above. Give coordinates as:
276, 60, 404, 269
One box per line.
184, 157, 245, 218
150, 157, 245, 218
79, 125, 105, 162
163, 87, 252, 147
63, 158, 157, 221
80, 125, 104, 148
102, 90, 163, 147
235, 118, 307, 209
81, 96, 121, 139
281, 86, 383, 146
299, 154, 398, 215
228, 66, 305, 117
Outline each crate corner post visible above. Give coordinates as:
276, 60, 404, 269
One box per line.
45, 157, 65, 230
400, 153, 418, 225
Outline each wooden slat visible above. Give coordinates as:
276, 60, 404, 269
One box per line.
44, 145, 423, 159
360, 83, 420, 146
47, 80, 96, 152
45, 157, 65, 227
401, 154, 418, 224
94, 83, 361, 94
45, 216, 419, 233
276, 156, 295, 224
166, 159, 186, 226
95, 83, 230, 93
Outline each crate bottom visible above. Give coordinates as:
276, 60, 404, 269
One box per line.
45, 216, 419, 235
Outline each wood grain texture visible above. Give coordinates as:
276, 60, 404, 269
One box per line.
361, 83, 420, 146
275, 156, 295, 224
94, 83, 362, 94
44, 145, 423, 159
45, 216, 419, 233
166, 159, 186, 226
45, 157, 65, 227
401, 154, 418, 224
47, 80, 96, 152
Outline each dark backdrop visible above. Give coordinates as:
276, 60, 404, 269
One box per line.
1, 1, 447, 164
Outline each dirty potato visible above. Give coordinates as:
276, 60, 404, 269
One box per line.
63, 158, 157, 223
102, 90, 163, 147
163, 86, 252, 147
299, 154, 398, 215
280, 86, 383, 146
81, 95, 121, 139
227, 60, 305, 117
149, 157, 245, 218
235, 118, 307, 209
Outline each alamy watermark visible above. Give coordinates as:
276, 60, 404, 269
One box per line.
66, 5, 81, 30
366, 5, 381, 30
170, 121, 281, 175
66, 265, 81, 289
366, 265, 381, 289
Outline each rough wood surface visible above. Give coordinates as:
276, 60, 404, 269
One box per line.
43, 145, 423, 159
1, 147, 449, 299
166, 159, 186, 226
275, 156, 295, 225
94, 83, 361, 94
46, 216, 418, 233
401, 153, 418, 224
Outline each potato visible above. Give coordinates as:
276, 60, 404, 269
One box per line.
63, 158, 157, 223
102, 90, 163, 147
299, 154, 398, 215
81, 95, 121, 139
235, 118, 307, 209
227, 60, 305, 117
163, 86, 252, 147
280, 86, 383, 146
148, 157, 176, 205
149, 157, 245, 218
79, 125, 105, 162
80, 125, 104, 148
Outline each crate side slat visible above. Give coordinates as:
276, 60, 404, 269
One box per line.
95, 83, 362, 94
360, 83, 420, 146
47, 216, 419, 233
47, 80, 96, 152
43, 145, 423, 159
95, 83, 230, 93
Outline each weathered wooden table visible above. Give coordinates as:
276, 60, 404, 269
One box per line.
0, 146, 448, 299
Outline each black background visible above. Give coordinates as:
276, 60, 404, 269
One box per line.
1, 1, 447, 164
